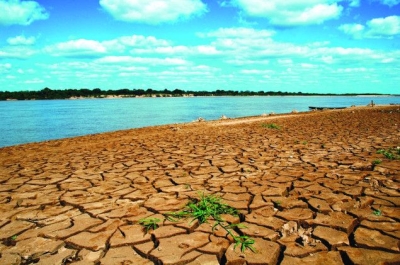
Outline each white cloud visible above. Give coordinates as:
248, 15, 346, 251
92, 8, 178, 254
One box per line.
42, 34, 219, 60
99, 0, 207, 24
339, 16, 400, 38
200, 27, 275, 38
24, 78, 44, 84
301, 63, 317, 68
118, 35, 170, 47
96, 56, 189, 66
338, 23, 365, 39
278, 59, 293, 65
366, 16, 400, 37
200, 27, 311, 62
0, 63, 12, 74
241, 69, 273, 74
375, 0, 400, 6
7, 35, 36, 45
230, 0, 343, 26
44, 39, 107, 57
0, 0, 49, 26
0, 46, 36, 59
348, 0, 360, 7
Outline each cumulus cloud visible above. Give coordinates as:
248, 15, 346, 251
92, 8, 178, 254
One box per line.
118, 35, 170, 47
7, 35, 36, 45
0, 0, 49, 26
199, 27, 309, 61
229, 0, 343, 26
99, 0, 207, 24
44, 39, 108, 57
367, 16, 400, 37
339, 16, 400, 38
338, 23, 365, 39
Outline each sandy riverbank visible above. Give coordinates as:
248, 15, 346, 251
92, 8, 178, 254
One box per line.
0, 106, 399, 264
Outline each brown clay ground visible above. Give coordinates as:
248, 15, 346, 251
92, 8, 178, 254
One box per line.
0, 106, 399, 265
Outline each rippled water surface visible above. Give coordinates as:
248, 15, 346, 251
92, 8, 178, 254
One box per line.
1, 96, 399, 147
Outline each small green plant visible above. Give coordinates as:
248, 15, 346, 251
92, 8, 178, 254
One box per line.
302, 141, 308, 145
138, 217, 161, 233
261, 123, 280, 130
2, 235, 17, 246
165, 192, 256, 253
372, 159, 382, 165
373, 209, 382, 216
377, 147, 400, 160
166, 192, 238, 223
234, 235, 256, 252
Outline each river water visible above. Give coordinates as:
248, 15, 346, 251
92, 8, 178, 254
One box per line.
0, 96, 399, 147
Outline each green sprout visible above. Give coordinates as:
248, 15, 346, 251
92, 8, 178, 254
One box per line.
372, 159, 382, 165
166, 192, 238, 224
373, 209, 382, 216
234, 235, 256, 253
261, 123, 281, 130
165, 192, 256, 253
138, 217, 161, 233
377, 148, 400, 160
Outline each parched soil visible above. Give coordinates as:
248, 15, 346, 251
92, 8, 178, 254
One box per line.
0, 106, 399, 265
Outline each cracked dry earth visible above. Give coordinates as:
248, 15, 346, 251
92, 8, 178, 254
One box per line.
0, 106, 399, 265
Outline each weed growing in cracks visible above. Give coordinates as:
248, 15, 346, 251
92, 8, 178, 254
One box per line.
372, 159, 382, 165
138, 217, 161, 233
165, 192, 256, 253
261, 123, 281, 130
373, 209, 382, 216
377, 147, 400, 160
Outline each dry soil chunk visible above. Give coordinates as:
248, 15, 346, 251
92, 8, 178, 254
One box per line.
281, 251, 344, 265
36, 247, 77, 265
225, 238, 280, 265
239, 222, 279, 241
4, 237, 65, 260
338, 246, 400, 265
313, 226, 349, 249
0, 220, 35, 240
109, 224, 152, 247
307, 197, 332, 213
99, 246, 153, 265
276, 208, 314, 221
354, 227, 400, 252
0, 253, 21, 265
149, 232, 209, 265
281, 241, 328, 258
306, 212, 358, 235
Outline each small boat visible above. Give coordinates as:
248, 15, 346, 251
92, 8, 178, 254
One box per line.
309, 106, 347, 110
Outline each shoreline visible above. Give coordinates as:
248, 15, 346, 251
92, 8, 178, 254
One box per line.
0, 104, 395, 149
0, 105, 399, 264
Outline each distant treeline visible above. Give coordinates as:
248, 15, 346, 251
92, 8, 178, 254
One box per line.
0, 87, 389, 100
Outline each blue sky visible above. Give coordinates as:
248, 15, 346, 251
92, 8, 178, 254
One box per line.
0, 0, 399, 93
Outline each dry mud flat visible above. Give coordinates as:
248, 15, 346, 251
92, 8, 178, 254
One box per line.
0, 106, 399, 265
